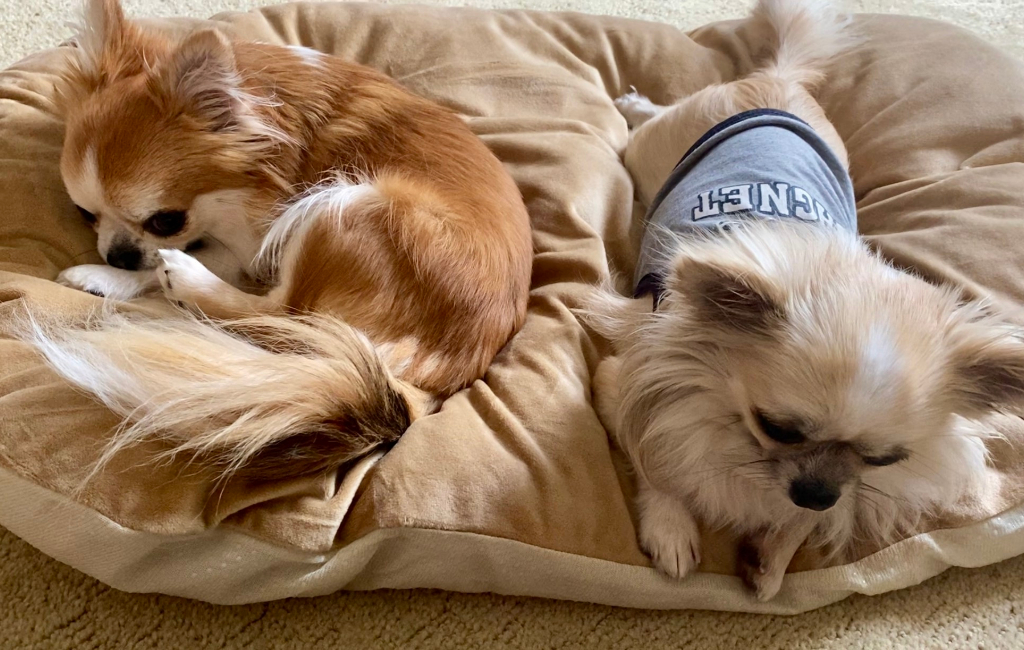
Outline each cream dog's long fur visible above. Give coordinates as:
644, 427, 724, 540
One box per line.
586, 0, 1024, 600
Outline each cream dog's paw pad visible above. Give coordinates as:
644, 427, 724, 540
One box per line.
614, 91, 660, 128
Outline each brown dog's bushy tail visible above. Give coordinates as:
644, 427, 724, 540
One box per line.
752, 0, 860, 90
21, 310, 428, 483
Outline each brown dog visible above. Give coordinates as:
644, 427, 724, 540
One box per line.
24, 0, 532, 481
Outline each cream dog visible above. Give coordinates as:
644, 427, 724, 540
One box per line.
586, 0, 1019, 600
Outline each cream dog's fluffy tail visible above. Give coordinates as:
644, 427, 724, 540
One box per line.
751, 0, 860, 89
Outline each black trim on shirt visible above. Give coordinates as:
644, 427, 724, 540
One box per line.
675, 108, 810, 170
633, 109, 813, 307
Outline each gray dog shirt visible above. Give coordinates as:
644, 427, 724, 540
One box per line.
634, 109, 857, 306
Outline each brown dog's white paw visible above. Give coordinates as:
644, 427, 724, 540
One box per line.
157, 249, 222, 310
56, 264, 156, 301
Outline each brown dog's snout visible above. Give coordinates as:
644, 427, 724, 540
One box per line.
788, 476, 840, 511
105, 239, 143, 271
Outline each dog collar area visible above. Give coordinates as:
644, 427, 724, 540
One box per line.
632, 109, 858, 310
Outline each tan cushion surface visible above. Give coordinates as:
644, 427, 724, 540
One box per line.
2, 2, 1024, 613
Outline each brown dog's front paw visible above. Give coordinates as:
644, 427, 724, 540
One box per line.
156, 249, 219, 311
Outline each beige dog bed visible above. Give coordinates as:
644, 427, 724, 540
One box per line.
3, 2, 1024, 614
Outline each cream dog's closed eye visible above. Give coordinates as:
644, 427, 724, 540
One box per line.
588, 222, 1017, 599
585, 0, 1023, 601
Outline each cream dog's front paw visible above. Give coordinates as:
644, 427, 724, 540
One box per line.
637, 486, 702, 579
56, 264, 157, 301
737, 531, 784, 601
736, 519, 817, 601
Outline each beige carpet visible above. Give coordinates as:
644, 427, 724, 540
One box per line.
2, 0, 1023, 67
3, 1, 1024, 648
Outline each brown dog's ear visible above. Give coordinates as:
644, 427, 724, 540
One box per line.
65, 0, 157, 91
949, 318, 1024, 415
148, 29, 241, 131
668, 255, 786, 336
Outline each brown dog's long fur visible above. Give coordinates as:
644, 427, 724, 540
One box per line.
24, 0, 532, 481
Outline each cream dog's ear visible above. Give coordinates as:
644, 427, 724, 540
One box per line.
666, 245, 787, 337
947, 309, 1024, 416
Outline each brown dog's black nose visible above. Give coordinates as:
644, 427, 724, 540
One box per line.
106, 243, 143, 271
788, 478, 840, 511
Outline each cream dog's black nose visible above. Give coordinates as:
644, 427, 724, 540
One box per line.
788, 477, 839, 511
106, 243, 143, 270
